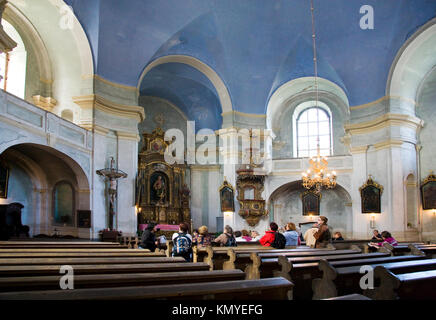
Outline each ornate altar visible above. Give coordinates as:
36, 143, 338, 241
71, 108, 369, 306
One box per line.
136, 128, 190, 227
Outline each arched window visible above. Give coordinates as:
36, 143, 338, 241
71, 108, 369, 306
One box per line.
293, 101, 332, 158
0, 20, 27, 99
53, 181, 74, 226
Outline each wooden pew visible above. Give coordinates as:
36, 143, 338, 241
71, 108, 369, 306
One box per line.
409, 244, 436, 258
322, 293, 372, 300
0, 251, 165, 258
0, 248, 149, 253
192, 245, 333, 264
246, 252, 422, 300
0, 262, 211, 277
121, 237, 139, 249
312, 258, 436, 299
378, 243, 433, 256
0, 277, 294, 300
0, 269, 246, 292
0, 256, 186, 266
222, 247, 362, 272
365, 266, 436, 300
0, 241, 129, 249
253, 252, 390, 279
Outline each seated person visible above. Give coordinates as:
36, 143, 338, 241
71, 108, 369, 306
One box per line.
371, 229, 383, 241
172, 222, 193, 261
234, 230, 243, 241
250, 230, 261, 241
284, 222, 299, 246
259, 222, 279, 247
213, 225, 237, 247
139, 223, 159, 251
241, 229, 252, 241
369, 230, 398, 248
332, 231, 344, 241
304, 228, 318, 248
192, 225, 211, 248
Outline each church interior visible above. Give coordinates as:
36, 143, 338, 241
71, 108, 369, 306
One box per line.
0, 0, 435, 302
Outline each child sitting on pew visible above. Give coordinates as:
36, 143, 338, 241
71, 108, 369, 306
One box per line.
368, 230, 398, 249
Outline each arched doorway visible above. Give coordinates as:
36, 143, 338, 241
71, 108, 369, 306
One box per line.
269, 180, 353, 238
0, 143, 90, 238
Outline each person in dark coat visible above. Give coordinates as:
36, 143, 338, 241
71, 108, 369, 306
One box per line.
140, 222, 159, 251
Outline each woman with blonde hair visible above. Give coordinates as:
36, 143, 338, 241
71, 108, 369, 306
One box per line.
284, 222, 299, 246
192, 225, 211, 247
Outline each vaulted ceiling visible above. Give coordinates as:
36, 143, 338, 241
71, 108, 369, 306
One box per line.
65, 0, 436, 117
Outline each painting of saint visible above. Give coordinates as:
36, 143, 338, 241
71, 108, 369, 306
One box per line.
302, 191, 320, 216
422, 180, 436, 210
150, 172, 168, 204
220, 185, 235, 212
361, 185, 381, 213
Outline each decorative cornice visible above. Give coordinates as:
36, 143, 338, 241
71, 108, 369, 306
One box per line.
373, 139, 404, 150
349, 95, 416, 110
222, 110, 266, 118
94, 75, 138, 92
32, 95, 57, 112
190, 165, 221, 171
116, 130, 140, 142
72, 94, 145, 123
350, 145, 369, 154
344, 113, 423, 135
93, 125, 109, 136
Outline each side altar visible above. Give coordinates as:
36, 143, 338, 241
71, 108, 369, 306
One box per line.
135, 128, 191, 229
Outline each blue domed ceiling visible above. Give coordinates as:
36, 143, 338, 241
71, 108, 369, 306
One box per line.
140, 63, 222, 131
66, 0, 436, 114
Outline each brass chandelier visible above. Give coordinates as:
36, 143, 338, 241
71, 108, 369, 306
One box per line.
302, 141, 337, 194
301, 0, 337, 194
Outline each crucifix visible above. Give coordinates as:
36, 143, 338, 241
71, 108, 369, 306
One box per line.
96, 157, 127, 230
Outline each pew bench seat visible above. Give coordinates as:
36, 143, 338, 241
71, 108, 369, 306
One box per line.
365, 267, 436, 300
313, 258, 436, 300
0, 277, 294, 300
0, 256, 185, 266
0, 269, 246, 292
0, 262, 211, 277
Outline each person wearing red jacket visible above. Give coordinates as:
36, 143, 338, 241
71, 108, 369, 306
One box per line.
260, 222, 279, 247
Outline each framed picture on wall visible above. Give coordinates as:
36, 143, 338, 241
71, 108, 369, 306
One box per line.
0, 161, 10, 199
301, 190, 321, 216
77, 210, 91, 228
219, 179, 235, 212
421, 173, 436, 210
359, 175, 383, 213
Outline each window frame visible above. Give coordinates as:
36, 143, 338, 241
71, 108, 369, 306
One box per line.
292, 101, 333, 158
